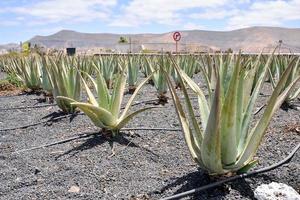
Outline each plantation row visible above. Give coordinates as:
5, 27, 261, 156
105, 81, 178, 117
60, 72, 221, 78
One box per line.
0, 53, 299, 175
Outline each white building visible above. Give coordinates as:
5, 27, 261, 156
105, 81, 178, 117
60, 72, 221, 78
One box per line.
0, 49, 8, 55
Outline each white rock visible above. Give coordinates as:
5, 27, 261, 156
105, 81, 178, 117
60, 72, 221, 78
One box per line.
68, 185, 80, 193
254, 182, 300, 200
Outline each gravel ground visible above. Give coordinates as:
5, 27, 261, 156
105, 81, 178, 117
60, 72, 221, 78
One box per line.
0, 71, 299, 200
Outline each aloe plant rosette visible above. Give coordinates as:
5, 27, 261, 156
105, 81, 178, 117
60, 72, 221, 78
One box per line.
269, 56, 300, 108
127, 56, 139, 93
58, 70, 157, 136
166, 54, 300, 175
48, 56, 81, 113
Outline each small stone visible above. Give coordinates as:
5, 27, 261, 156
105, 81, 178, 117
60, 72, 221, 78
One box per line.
254, 182, 300, 200
16, 177, 22, 182
68, 185, 80, 193
129, 194, 150, 200
34, 167, 41, 175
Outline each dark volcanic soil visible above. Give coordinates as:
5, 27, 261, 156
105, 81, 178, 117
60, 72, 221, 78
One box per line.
0, 71, 299, 200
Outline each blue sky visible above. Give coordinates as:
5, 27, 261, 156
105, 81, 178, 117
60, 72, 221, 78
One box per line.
0, 0, 300, 44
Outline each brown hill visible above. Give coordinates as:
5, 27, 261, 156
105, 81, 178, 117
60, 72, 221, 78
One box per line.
28, 26, 300, 53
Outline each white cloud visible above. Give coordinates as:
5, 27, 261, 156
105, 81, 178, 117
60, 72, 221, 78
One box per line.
227, 0, 300, 29
237, 0, 251, 4
189, 9, 239, 20
1, 0, 299, 31
12, 0, 117, 23
110, 0, 229, 27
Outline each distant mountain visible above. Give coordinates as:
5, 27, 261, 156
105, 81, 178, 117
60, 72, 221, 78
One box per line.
0, 43, 19, 50
27, 27, 300, 53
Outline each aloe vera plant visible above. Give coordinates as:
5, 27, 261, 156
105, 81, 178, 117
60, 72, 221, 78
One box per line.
58, 70, 157, 136
172, 55, 198, 88
92, 55, 119, 88
79, 56, 94, 75
1, 56, 20, 79
144, 55, 170, 103
166, 53, 300, 174
127, 56, 140, 93
47, 56, 81, 113
40, 56, 53, 96
269, 55, 300, 108
140, 56, 150, 78
10, 55, 42, 91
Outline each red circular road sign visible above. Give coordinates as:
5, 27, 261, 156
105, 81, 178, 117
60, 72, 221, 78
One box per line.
173, 31, 181, 42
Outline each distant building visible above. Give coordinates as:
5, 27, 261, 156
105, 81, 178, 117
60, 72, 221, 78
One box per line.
0, 49, 8, 55
77, 47, 106, 55
66, 48, 76, 56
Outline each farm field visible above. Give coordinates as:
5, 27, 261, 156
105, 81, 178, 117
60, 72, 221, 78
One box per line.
0, 54, 299, 200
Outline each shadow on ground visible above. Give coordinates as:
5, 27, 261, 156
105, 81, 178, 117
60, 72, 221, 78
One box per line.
55, 132, 159, 160
152, 169, 257, 199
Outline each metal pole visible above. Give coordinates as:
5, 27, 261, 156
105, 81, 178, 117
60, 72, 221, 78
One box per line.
278, 40, 282, 54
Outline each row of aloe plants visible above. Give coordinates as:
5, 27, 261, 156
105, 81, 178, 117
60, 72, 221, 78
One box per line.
1, 52, 299, 175
2, 53, 299, 118
1, 54, 200, 103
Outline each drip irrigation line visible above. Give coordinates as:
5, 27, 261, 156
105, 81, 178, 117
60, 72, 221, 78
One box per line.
160, 143, 300, 200
13, 132, 98, 154
0, 96, 192, 132
0, 121, 46, 132
122, 127, 181, 131
0, 98, 159, 113
254, 104, 266, 115
0, 104, 57, 112
0, 95, 197, 113
0, 98, 157, 113
0, 113, 83, 133
0, 93, 26, 99
259, 93, 271, 97
122, 96, 198, 108
0, 99, 163, 132
0, 100, 162, 132
126, 98, 159, 108
0, 101, 160, 132
11, 127, 182, 154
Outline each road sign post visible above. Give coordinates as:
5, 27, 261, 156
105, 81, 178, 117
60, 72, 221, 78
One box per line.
173, 31, 181, 53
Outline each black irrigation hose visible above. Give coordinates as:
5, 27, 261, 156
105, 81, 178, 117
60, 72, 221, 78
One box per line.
160, 143, 300, 200
259, 93, 272, 97
0, 102, 161, 132
0, 95, 197, 112
12, 127, 182, 154
0, 99, 164, 132
0, 93, 26, 99
0, 97, 195, 132
0, 121, 46, 132
254, 104, 266, 115
125, 98, 159, 108
122, 127, 181, 131
0, 98, 158, 113
13, 131, 99, 154
0, 98, 156, 113
0, 104, 57, 112
0, 113, 84, 133
123, 96, 198, 108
